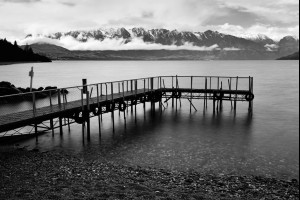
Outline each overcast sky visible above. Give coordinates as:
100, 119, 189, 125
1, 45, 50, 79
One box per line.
0, 0, 299, 41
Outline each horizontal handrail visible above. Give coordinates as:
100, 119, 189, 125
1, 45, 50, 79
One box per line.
0, 75, 253, 99
160, 75, 251, 78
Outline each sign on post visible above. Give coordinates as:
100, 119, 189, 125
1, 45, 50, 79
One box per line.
29, 66, 34, 92
82, 79, 87, 94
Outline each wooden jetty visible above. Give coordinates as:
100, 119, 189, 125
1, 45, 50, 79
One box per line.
0, 76, 254, 139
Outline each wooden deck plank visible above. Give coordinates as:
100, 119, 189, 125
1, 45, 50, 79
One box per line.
0, 89, 150, 131
0, 88, 251, 133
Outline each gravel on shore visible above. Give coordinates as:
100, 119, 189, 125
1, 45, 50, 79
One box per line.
0, 148, 299, 200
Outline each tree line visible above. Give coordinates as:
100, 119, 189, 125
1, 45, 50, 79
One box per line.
0, 38, 51, 62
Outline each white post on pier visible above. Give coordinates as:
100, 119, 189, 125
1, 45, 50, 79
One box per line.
29, 66, 34, 92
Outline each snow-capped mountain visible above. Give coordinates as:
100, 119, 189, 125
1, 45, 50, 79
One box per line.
243, 34, 276, 45
24, 27, 299, 59
26, 27, 272, 51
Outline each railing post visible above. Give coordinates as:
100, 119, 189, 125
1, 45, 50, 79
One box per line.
81, 89, 85, 140
252, 77, 254, 94
58, 89, 63, 135
190, 76, 193, 113
248, 76, 251, 111
127, 80, 129, 92
249, 76, 251, 92
150, 78, 153, 91
220, 81, 223, 110
229, 78, 232, 109
234, 76, 238, 111
122, 82, 126, 129
111, 82, 115, 133
105, 83, 108, 101
49, 90, 52, 111
171, 76, 174, 108
160, 76, 162, 90
118, 83, 121, 116
32, 92, 36, 117
205, 77, 207, 109
175, 75, 178, 111
96, 84, 101, 137
251, 77, 254, 111
86, 90, 90, 140
111, 82, 114, 100
213, 92, 216, 114
49, 90, 54, 136
143, 79, 146, 109
64, 91, 70, 131
100, 83, 103, 96
135, 79, 137, 123
32, 92, 38, 140
248, 77, 254, 112
135, 79, 138, 92
150, 77, 154, 112
62, 89, 66, 128
100, 83, 103, 121
82, 79, 87, 94
122, 81, 125, 98
209, 77, 211, 97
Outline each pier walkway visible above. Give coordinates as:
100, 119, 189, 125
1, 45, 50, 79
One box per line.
0, 76, 254, 138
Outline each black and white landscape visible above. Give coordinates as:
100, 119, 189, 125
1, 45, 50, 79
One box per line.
0, 0, 299, 199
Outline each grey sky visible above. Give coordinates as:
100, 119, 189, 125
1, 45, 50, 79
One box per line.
0, 0, 299, 40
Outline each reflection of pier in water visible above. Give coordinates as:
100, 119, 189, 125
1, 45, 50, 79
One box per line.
0, 75, 254, 140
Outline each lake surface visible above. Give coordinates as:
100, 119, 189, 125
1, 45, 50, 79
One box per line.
0, 60, 299, 180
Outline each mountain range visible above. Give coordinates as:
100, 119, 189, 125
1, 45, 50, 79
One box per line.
24, 27, 299, 60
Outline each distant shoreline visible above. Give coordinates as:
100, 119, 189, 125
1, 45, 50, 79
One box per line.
0, 61, 51, 66
1, 59, 299, 66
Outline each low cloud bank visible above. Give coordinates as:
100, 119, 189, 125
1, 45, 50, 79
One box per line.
18, 36, 240, 51
264, 43, 279, 51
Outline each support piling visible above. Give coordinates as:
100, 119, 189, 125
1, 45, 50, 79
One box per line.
58, 90, 63, 135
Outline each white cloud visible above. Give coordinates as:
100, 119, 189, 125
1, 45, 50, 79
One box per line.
223, 47, 241, 51
264, 44, 279, 51
207, 23, 299, 41
17, 35, 224, 51
17, 36, 64, 46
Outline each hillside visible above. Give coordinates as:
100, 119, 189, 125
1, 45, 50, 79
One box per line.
0, 39, 51, 63
277, 51, 299, 60
21, 43, 77, 60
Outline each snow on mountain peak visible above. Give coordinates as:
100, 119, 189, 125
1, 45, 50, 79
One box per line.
236, 33, 272, 41
21, 27, 298, 54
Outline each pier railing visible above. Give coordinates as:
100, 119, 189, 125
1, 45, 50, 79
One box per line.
0, 75, 253, 117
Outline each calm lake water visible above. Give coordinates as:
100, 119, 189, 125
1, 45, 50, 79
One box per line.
0, 60, 299, 180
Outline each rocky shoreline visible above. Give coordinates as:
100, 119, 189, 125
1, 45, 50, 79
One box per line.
0, 81, 68, 104
0, 148, 298, 200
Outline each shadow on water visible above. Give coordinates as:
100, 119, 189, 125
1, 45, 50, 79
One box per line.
73, 103, 256, 171
12, 100, 298, 180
